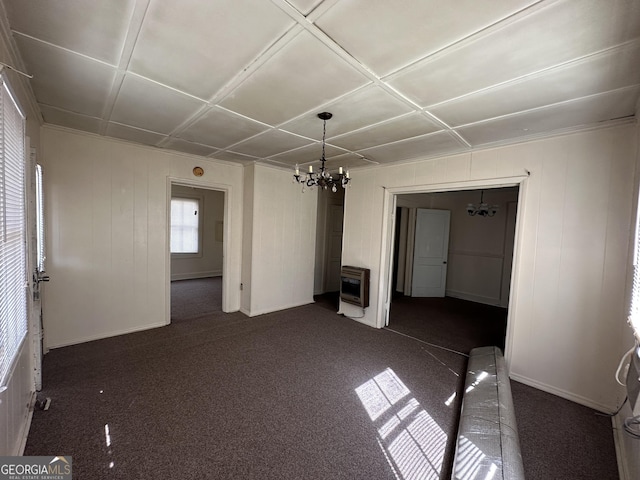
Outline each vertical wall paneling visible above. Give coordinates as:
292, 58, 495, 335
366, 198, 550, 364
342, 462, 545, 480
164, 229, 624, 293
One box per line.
341, 124, 637, 412
247, 164, 317, 316
42, 127, 243, 347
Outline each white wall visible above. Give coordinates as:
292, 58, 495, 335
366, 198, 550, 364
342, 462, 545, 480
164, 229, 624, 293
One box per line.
341, 124, 637, 412
170, 185, 224, 280
243, 163, 317, 316
41, 126, 244, 348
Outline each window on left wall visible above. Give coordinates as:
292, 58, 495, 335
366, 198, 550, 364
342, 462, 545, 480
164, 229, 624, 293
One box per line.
170, 197, 201, 254
0, 77, 27, 386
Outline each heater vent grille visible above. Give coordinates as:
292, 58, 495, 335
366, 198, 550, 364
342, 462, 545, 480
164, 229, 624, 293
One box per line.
340, 266, 370, 308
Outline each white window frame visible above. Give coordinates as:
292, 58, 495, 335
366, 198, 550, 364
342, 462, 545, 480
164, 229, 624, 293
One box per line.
170, 195, 203, 257
0, 76, 27, 386
35, 163, 45, 273
629, 187, 640, 343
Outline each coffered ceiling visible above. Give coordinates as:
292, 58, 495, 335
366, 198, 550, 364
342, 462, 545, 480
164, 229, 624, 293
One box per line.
3, 0, 640, 170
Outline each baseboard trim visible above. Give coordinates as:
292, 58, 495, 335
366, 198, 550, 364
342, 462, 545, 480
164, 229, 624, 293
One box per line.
445, 289, 502, 307
247, 300, 315, 317
47, 321, 167, 349
509, 372, 613, 413
171, 271, 222, 281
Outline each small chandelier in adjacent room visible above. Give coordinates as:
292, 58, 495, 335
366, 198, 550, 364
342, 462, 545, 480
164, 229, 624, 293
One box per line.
293, 112, 350, 192
467, 190, 499, 217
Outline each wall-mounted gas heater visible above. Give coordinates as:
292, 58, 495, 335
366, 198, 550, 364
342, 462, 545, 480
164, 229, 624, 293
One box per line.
340, 266, 370, 308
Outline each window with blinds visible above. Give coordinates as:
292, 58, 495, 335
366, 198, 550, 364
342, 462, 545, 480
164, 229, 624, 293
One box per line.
35, 163, 45, 273
170, 197, 200, 254
630, 196, 640, 344
0, 79, 26, 385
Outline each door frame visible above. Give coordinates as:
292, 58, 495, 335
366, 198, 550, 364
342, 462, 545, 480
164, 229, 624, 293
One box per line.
378, 175, 529, 366
166, 177, 233, 324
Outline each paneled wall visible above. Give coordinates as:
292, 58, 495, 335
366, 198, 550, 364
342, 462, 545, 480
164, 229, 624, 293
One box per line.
243, 163, 317, 315
42, 126, 244, 348
340, 124, 637, 412
170, 185, 224, 280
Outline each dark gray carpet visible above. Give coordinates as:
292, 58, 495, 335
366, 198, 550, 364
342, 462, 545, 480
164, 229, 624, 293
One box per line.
383, 294, 619, 480
387, 295, 508, 354
171, 277, 222, 321
26, 303, 466, 479
25, 295, 619, 479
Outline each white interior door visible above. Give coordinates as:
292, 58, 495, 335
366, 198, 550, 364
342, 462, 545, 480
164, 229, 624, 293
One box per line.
411, 209, 450, 297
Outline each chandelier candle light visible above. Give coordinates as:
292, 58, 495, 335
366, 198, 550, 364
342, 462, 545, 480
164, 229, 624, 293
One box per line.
294, 112, 350, 192
466, 190, 499, 217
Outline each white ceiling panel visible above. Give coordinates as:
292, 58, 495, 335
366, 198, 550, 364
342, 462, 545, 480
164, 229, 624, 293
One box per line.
110, 75, 205, 134
165, 139, 219, 157
178, 107, 269, 148
281, 85, 414, 139
230, 129, 313, 158
286, 0, 324, 16
4, 0, 134, 65
219, 30, 370, 125
129, 0, 295, 99
4, 0, 640, 168
39, 105, 102, 135
389, 0, 640, 107
210, 151, 258, 163
430, 41, 640, 127
15, 34, 116, 117
106, 123, 167, 147
360, 131, 466, 164
267, 142, 346, 167
316, 0, 536, 76
325, 154, 376, 169
330, 113, 441, 151
456, 87, 640, 146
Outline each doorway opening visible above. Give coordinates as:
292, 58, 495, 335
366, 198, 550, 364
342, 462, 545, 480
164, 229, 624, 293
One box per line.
313, 187, 345, 311
382, 183, 523, 357
169, 183, 226, 322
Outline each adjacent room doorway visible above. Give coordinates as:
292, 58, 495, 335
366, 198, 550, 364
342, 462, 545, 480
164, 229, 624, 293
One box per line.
380, 180, 526, 359
168, 182, 226, 323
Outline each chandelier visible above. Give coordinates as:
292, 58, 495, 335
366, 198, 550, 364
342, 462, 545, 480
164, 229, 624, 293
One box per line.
466, 190, 499, 217
293, 112, 350, 192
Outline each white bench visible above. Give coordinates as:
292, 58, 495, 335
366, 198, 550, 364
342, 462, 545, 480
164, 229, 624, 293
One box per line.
452, 346, 525, 480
